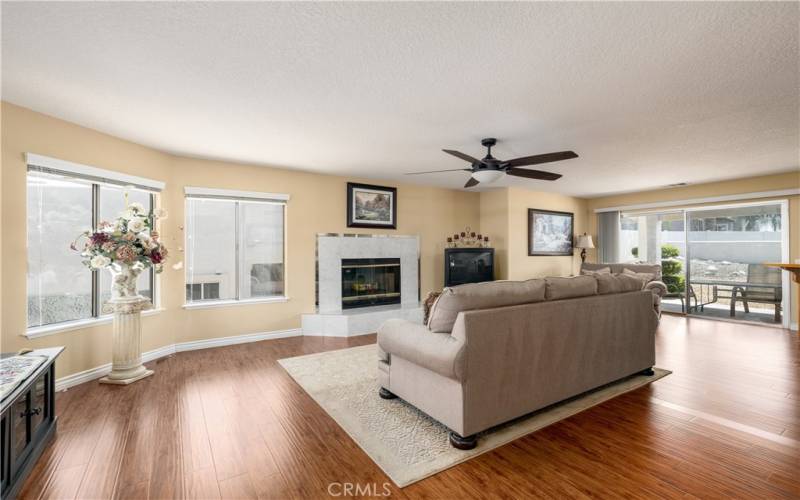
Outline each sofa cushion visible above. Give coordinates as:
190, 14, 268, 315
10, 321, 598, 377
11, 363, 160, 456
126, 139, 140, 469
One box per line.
544, 275, 598, 301
427, 279, 546, 333
581, 266, 611, 276
595, 273, 645, 294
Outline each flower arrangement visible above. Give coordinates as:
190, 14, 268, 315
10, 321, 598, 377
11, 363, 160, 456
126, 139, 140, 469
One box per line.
72, 194, 169, 299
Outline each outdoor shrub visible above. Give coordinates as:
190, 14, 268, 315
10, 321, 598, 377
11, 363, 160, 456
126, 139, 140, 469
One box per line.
631, 244, 684, 293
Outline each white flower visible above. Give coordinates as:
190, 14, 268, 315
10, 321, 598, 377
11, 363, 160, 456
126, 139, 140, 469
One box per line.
128, 202, 145, 213
90, 255, 111, 269
153, 208, 168, 220
127, 217, 146, 233
120, 209, 136, 220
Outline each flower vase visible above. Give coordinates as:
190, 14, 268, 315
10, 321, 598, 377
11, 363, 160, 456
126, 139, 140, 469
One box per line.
99, 264, 154, 385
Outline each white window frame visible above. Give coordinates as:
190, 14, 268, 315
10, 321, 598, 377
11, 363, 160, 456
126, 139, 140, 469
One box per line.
183, 187, 290, 310
25, 154, 165, 338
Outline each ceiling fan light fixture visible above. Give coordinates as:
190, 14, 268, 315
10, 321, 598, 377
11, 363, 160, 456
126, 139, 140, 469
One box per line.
472, 170, 504, 184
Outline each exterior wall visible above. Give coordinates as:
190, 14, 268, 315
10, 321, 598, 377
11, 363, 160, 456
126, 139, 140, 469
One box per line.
1, 102, 479, 377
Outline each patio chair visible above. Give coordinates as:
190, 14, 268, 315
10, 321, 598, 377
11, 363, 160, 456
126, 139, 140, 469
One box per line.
730, 264, 782, 322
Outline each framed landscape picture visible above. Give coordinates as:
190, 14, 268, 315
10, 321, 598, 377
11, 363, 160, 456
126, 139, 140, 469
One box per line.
528, 208, 574, 256
347, 182, 397, 229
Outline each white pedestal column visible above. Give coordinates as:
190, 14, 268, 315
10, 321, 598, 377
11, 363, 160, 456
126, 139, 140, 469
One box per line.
99, 296, 154, 385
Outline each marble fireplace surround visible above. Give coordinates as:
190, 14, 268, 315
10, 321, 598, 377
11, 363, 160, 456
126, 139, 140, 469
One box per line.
316, 233, 420, 314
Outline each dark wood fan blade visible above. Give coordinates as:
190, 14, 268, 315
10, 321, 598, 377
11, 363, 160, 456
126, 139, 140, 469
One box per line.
464, 177, 480, 188
506, 168, 562, 181
405, 168, 472, 175
443, 149, 481, 164
504, 151, 578, 168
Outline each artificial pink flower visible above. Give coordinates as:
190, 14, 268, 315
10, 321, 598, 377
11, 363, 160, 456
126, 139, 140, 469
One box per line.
116, 245, 137, 263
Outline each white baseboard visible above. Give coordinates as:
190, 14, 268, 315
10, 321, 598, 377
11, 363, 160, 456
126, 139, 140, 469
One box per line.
176, 328, 301, 352
55, 363, 114, 392
791, 322, 798, 332
55, 328, 302, 392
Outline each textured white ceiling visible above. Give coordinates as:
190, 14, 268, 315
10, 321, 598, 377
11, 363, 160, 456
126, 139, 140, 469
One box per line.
2, 2, 798, 197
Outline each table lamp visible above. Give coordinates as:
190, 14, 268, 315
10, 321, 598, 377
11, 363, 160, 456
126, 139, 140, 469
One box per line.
576, 233, 594, 263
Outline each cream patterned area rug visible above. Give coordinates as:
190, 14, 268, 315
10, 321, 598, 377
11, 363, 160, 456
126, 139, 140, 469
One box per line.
278, 344, 670, 487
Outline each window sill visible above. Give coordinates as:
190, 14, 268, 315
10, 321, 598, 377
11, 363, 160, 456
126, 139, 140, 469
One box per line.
182, 297, 290, 310
24, 307, 165, 339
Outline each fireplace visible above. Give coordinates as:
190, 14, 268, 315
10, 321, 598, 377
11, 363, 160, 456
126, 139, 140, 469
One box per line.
341, 258, 401, 309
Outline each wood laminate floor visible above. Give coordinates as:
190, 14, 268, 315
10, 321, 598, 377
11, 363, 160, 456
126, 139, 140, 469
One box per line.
18, 315, 800, 499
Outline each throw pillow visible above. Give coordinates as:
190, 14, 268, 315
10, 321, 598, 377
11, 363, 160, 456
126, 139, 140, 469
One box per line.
623, 268, 655, 283
422, 290, 442, 325
581, 267, 611, 276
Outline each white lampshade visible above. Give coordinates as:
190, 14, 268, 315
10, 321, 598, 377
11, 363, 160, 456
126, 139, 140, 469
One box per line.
576, 234, 595, 249
472, 170, 504, 184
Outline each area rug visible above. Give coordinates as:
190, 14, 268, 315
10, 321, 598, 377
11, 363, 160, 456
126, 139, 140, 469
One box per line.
278, 344, 670, 487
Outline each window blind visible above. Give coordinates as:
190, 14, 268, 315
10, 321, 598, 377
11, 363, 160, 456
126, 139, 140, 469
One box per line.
26, 153, 164, 192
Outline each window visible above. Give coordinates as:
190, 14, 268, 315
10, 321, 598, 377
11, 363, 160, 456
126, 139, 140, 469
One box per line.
26, 155, 163, 330
185, 188, 287, 305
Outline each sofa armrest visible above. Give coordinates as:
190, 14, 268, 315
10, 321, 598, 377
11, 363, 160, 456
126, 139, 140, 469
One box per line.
377, 318, 465, 381
644, 280, 668, 298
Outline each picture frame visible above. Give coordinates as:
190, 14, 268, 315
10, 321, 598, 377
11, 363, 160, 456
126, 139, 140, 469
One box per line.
347, 182, 397, 229
528, 208, 574, 256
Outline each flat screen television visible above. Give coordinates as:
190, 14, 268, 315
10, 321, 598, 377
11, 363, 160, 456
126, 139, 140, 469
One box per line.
444, 248, 494, 287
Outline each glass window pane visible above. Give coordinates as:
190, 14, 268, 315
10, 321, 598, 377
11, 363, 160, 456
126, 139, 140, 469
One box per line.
186, 199, 237, 302
98, 185, 154, 304
27, 171, 93, 327
687, 203, 783, 324
239, 202, 285, 299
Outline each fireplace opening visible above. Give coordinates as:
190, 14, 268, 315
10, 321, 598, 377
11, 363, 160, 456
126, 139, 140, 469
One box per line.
341, 258, 401, 309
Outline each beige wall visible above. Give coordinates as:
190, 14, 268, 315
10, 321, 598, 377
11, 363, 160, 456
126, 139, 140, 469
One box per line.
506, 188, 587, 280
585, 171, 800, 326
3, 101, 797, 380
480, 188, 588, 280
479, 189, 509, 279
1, 102, 479, 377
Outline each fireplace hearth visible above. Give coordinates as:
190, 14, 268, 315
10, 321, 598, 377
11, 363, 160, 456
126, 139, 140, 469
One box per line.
341, 258, 401, 309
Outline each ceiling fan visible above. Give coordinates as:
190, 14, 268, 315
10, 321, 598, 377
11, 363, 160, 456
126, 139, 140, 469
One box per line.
406, 138, 578, 188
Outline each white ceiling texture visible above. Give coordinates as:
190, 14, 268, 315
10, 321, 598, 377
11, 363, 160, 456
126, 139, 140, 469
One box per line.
2, 2, 798, 197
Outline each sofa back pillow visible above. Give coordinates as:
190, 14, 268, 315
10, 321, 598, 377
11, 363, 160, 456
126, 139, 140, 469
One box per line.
622, 268, 655, 283
427, 279, 546, 333
544, 275, 598, 301
581, 266, 611, 276
595, 273, 645, 294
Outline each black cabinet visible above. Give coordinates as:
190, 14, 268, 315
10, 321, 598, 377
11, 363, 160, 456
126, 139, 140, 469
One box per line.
0, 348, 62, 500
444, 248, 495, 287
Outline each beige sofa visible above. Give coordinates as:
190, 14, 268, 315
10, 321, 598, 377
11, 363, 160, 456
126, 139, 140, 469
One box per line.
377, 274, 658, 449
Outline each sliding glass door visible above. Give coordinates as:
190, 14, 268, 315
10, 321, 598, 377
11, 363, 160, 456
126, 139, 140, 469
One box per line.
618, 201, 788, 325
685, 202, 785, 325
619, 210, 686, 313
